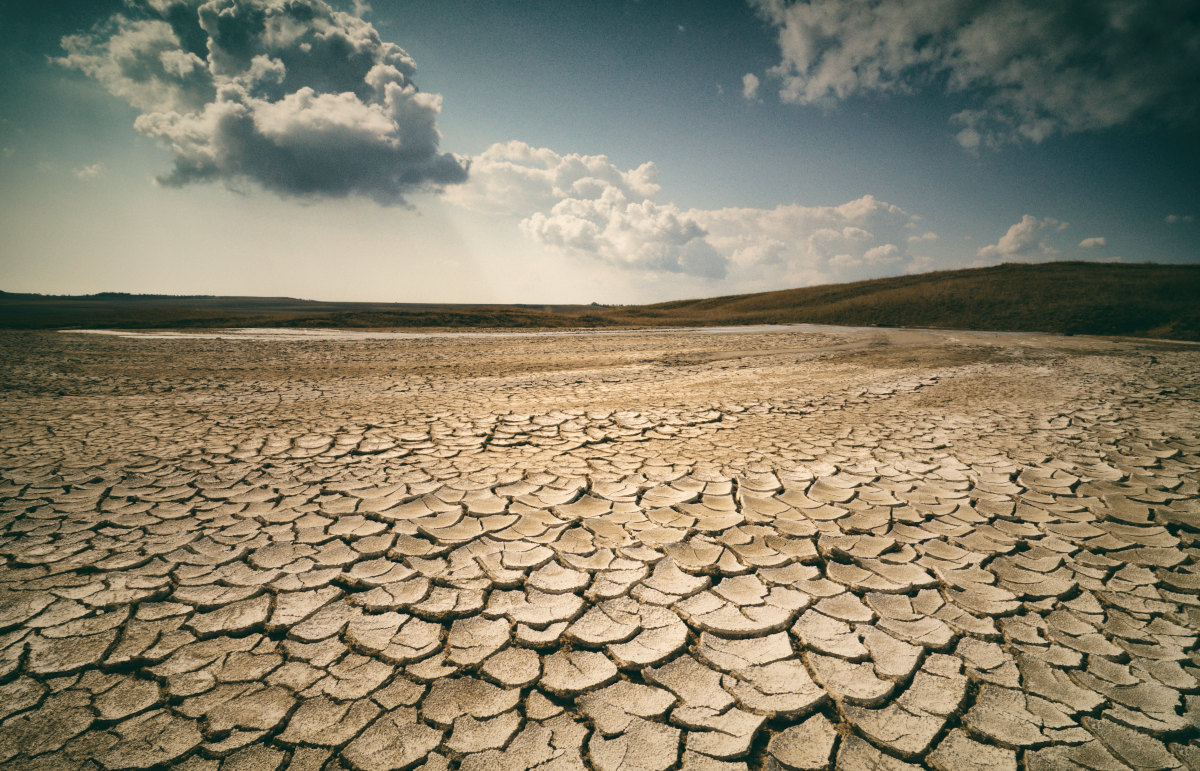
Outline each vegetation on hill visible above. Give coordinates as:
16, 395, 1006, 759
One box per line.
604, 262, 1200, 340
2, 262, 1197, 340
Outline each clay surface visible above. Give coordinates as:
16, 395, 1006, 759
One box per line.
0, 325, 1197, 769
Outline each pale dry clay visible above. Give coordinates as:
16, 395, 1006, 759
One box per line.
0, 326, 1197, 770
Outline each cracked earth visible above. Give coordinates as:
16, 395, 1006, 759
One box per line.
0, 325, 1198, 771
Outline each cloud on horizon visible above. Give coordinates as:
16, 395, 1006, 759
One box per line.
693, 196, 926, 287
977, 215, 1067, 263
749, 0, 1200, 147
58, 0, 467, 204
451, 141, 931, 285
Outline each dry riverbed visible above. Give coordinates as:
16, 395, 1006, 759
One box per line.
0, 326, 1198, 770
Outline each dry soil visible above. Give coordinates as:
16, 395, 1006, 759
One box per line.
0, 325, 1198, 770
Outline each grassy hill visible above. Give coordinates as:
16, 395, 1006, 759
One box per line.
3, 262, 1198, 340
603, 262, 1200, 340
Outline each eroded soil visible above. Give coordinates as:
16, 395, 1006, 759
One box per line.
0, 326, 1198, 770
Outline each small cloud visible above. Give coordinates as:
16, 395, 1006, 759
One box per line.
74, 162, 105, 180
955, 127, 981, 151
716, 83, 724, 95
1078, 236, 1106, 248
742, 73, 760, 100
1165, 214, 1194, 224
907, 231, 939, 243
905, 255, 935, 274
863, 243, 901, 264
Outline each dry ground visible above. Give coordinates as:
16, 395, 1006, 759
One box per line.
0, 326, 1198, 770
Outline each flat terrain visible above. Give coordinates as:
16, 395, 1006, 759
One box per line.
5, 261, 1199, 340
0, 326, 1198, 770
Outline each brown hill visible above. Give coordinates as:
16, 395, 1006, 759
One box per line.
604, 262, 1200, 340
2, 262, 1197, 340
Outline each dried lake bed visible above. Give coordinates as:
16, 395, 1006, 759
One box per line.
0, 325, 1198, 770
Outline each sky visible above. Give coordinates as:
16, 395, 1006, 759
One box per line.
1, 0, 1198, 304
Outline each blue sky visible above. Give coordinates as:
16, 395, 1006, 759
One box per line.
1, 0, 1197, 303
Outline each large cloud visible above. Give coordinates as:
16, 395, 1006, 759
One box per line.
58, 0, 466, 203
749, 0, 1200, 147
450, 141, 929, 284
976, 215, 1066, 263
692, 195, 923, 286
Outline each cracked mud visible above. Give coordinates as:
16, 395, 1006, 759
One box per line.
0, 325, 1198, 770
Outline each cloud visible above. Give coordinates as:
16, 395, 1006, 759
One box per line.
1078, 236, 1106, 248
442, 141, 659, 216
446, 142, 933, 284
448, 142, 930, 284
692, 195, 925, 286
445, 141, 715, 277
58, 0, 466, 204
742, 73, 760, 100
523, 189, 726, 278
1165, 214, 1194, 224
976, 215, 1066, 263
74, 162, 105, 180
905, 255, 935, 275
749, 0, 1200, 146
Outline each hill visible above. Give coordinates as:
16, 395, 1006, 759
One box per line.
2, 262, 1197, 340
604, 262, 1200, 340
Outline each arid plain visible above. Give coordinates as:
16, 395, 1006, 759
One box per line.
1, 325, 1198, 771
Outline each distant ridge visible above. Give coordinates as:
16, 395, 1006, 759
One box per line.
2, 262, 1198, 340
623, 262, 1200, 340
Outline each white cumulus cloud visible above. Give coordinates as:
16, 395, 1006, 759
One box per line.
446, 142, 929, 285
749, 0, 1200, 147
977, 215, 1066, 263
441, 141, 659, 216
692, 195, 924, 286
58, 0, 466, 204
523, 188, 726, 278
1078, 237, 1106, 248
